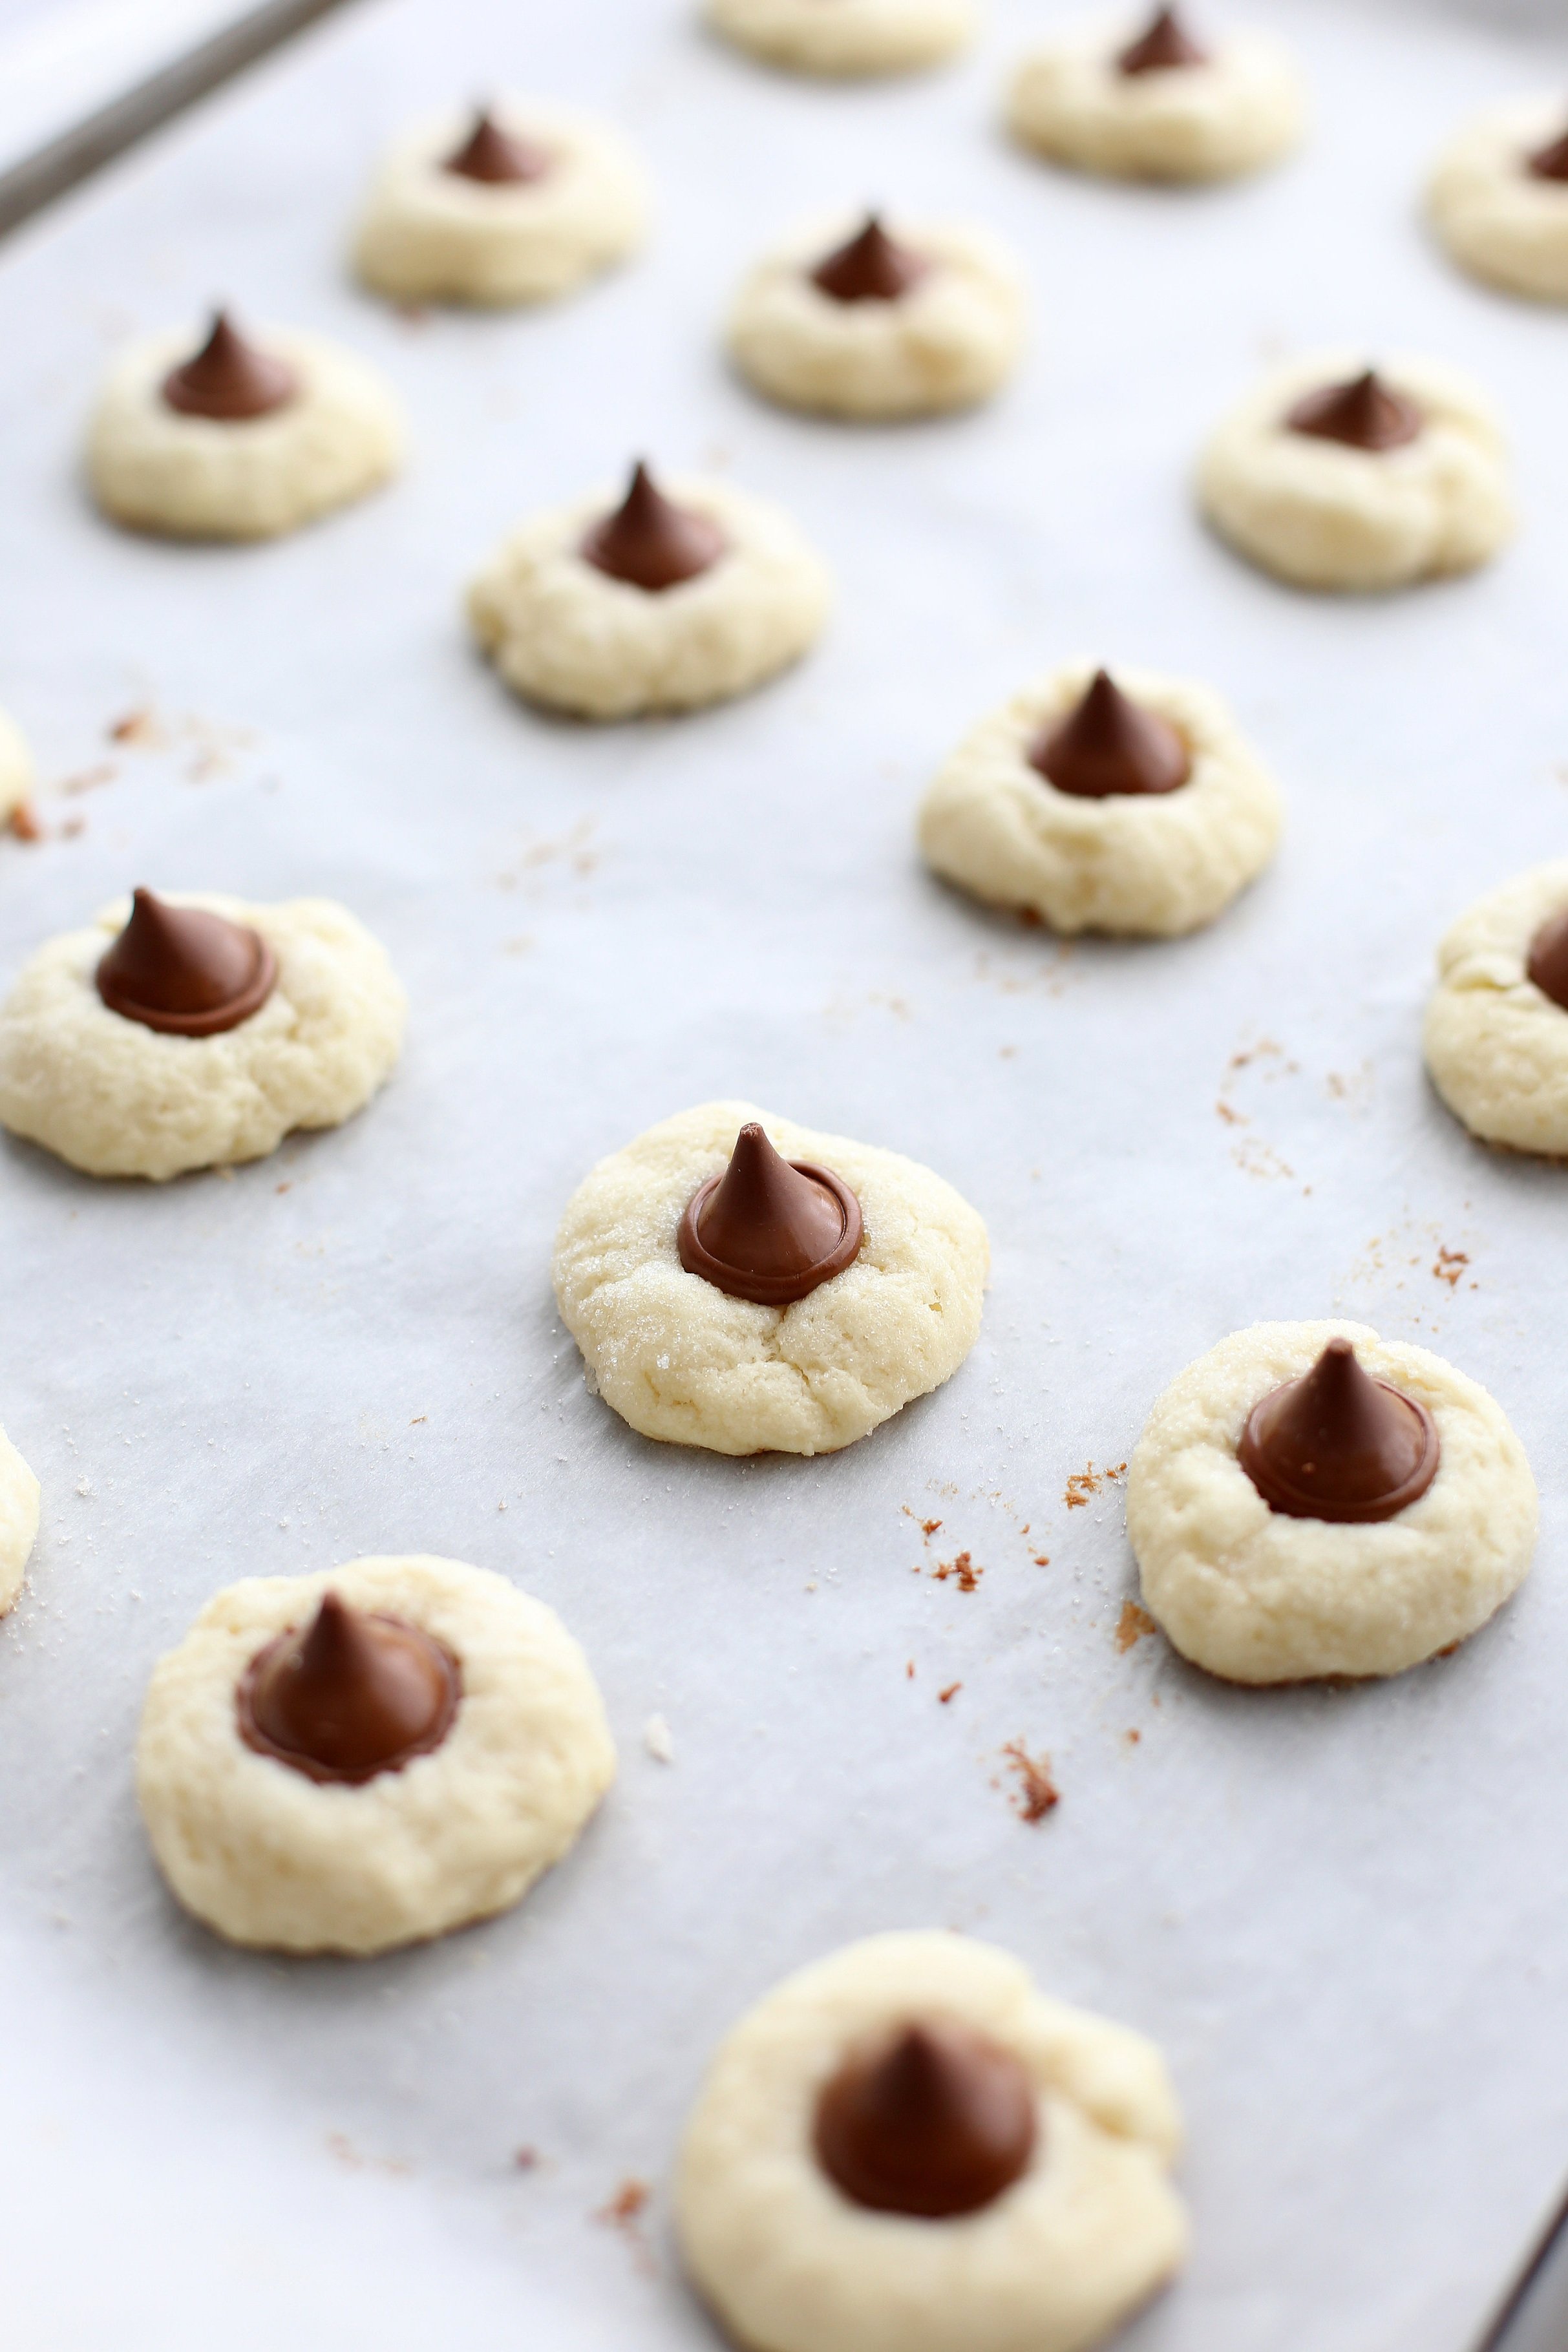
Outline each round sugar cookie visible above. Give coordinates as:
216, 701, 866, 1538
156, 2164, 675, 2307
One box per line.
0, 891, 406, 1181
0, 706, 35, 823
1196, 350, 1514, 592
1127, 1319, 1537, 1684
352, 98, 649, 308
552, 1099, 988, 1457
706, 0, 977, 78
0, 1426, 41, 1617
1425, 860, 1568, 1155
1427, 97, 1568, 304
677, 1930, 1187, 2352
136, 1554, 615, 1955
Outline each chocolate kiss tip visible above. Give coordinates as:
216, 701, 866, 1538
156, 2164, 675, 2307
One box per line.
443, 107, 550, 184
677, 1121, 862, 1306
1527, 908, 1568, 1012
579, 460, 726, 593
1286, 368, 1422, 453
1118, 5, 1209, 74
238, 1591, 459, 1785
95, 886, 276, 1037
161, 310, 297, 422
814, 2021, 1037, 2219
811, 213, 928, 304
1529, 126, 1568, 182
1030, 669, 1190, 800
1238, 1337, 1440, 1524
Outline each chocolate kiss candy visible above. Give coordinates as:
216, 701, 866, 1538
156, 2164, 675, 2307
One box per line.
238, 1593, 460, 1785
1526, 908, 1568, 1011
1239, 1337, 1440, 1523
96, 887, 277, 1037
815, 2020, 1038, 2219
443, 107, 551, 185
1118, 5, 1209, 74
810, 215, 929, 304
677, 1123, 862, 1306
580, 462, 727, 593
1030, 670, 1190, 799
1529, 124, 1568, 183
162, 312, 299, 421
1286, 370, 1422, 453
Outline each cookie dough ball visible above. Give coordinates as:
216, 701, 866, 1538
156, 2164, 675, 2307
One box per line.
1428, 98, 1568, 304
1196, 352, 1514, 593
706, 0, 977, 78
918, 663, 1281, 937
1127, 1320, 1537, 1684
553, 1102, 988, 1456
467, 460, 831, 720
0, 887, 406, 1181
0, 1426, 41, 1617
677, 1930, 1187, 2352
137, 1556, 615, 1955
1424, 860, 1568, 1154
727, 211, 1026, 420
352, 100, 648, 308
1006, 5, 1305, 184
0, 706, 34, 824
87, 310, 405, 541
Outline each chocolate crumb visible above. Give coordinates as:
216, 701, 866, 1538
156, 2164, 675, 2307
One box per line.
938, 1682, 962, 1704
513, 2146, 539, 2171
8, 801, 41, 842
1002, 1741, 1058, 1823
906, 1660, 915, 1679
1125, 1728, 1141, 1746
1115, 1600, 1157, 1653
109, 707, 165, 747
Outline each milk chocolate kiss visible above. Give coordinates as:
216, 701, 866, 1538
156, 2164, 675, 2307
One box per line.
1526, 909, 1568, 1010
1030, 670, 1190, 799
96, 887, 276, 1036
162, 312, 298, 421
443, 108, 551, 185
1239, 1338, 1439, 1523
677, 1123, 862, 1306
811, 215, 929, 304
1286, 370, 1422, 453
580, 463, 726, 592
1118, 5, 1209, 74
815, 2021, 1037, 2220
1528, 123, 1568, 182
238, 1593, 460, 1785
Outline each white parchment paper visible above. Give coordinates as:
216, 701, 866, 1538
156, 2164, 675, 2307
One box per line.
1, 0, 1567, 2344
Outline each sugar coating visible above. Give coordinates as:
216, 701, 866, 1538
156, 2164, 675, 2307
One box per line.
918, 662, 1282, 937
1428, 97, 1568, 304
1006, 18, 1304, 183
467, 477, 832, 720
706, 0, 976, 78
136, 1554, 616, 1956
1425, 861, 1568, 1155
677, 1931, 1186, 2352
0, 1426, 41, 1617
728, 214, 1026, 419
0, 893, 406, 1181
553, 1100, 988, 1457
1127, 1320, 1537, 1685
1196, 350, 1514, 592
0, 706, 34, 821
87, 328, 405, 540
352, 98, 648, 307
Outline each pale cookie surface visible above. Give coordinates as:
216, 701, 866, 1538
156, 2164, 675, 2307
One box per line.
0, 1426, 41, 1617
1196, 350, 1514, 592
467, 478, 832, 719
136, 1554, 615, 1956
352, 99, 648, 307
0, 893, 406, 1181
0, 706, 34, 821
918, 662, 1282, 937
1425, 861, 1568, 1154
677, 1930, 1186, 2352
1428, 98, 1568, 304
552, 1099, 988, 1456
1127, 1319, 1537, 1684
727, 214, 1026, 419
1006, 18, 1304, 183
87, 328, 405, 540
706, 0, 976, 78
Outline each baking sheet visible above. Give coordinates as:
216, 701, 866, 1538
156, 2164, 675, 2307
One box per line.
2, 0, 1567, 2344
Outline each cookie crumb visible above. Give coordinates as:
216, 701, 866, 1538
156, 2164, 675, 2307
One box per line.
109, 706, 164, 747
1002, 1741, 1058, 1823
1065, 1461, 1123, 1508
1433, 1247, 1469, 1288
409, 1414, 426, 1423
938, 1682, 962, 1704
906, 1660, 915, 1679
513, 2146, 540, 2171
1115, 1600, 1158, 1653
7, 801, 41, 842
933, 1550, 980, 1591
644, 1713, 675, 1763
1125, 1728, 1141, 1746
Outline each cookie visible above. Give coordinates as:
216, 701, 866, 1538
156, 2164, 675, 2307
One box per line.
706, 0, 977, 78
137, 1555, 615, 1955
1424, 860, 1568, 1155
467, 461, 831, 719
1196, 353, 1514, 592
553, 1102, 988, 1456
1428, 98, 1568, 304
0, 1426, 41, 1617
87, 311, 405, 541
1006, 5, 1304, 184
0, 887, 406, 1180
677, 1930, 1186, 2352
1127, 1320, 1537, 1684
0, 706, 34, 823
727, 211, 1026, 419
352, 100, 648, 308
918, 663, 1282, 937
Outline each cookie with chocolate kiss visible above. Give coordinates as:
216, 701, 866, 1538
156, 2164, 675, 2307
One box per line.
1286, 369, 1423, 453
810, 215, 929, 304
815, 2020, 1036, 2218
1031, 670, 1190, 799
162, 312, 299, 421
443, 107, 551, 185
96, 887, 276, 1037
1238, 1337, 1439, 1524
679, 1123, 862, 1306
238, 1592, 460, 1785
581, 462, 727, 592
